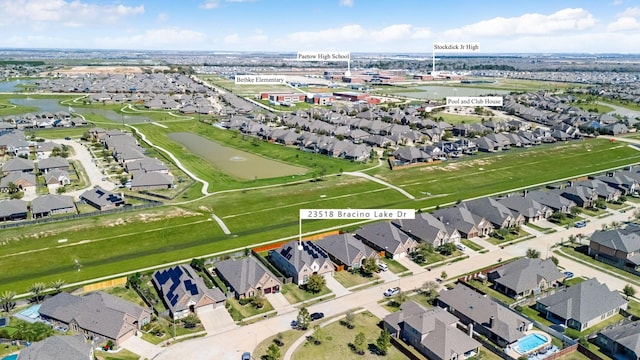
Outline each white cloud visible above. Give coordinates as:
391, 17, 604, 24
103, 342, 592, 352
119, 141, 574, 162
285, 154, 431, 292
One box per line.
285, 24, 431, 46
443, 8, 596, 38
607, 16, 640, 31
618, 6, 640, 17
339, 0, 354, 7
201, 0, 257, 9
223, 30, 268, 49
96, 28, 207, 50
0, 0, 143, 27
200, 0, 219, 9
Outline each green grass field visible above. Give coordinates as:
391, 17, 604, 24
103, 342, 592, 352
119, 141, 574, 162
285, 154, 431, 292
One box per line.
3, 92, 640, 295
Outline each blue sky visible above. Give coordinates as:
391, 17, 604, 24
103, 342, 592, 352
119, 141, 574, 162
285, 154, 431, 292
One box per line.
1, 0, 639, 53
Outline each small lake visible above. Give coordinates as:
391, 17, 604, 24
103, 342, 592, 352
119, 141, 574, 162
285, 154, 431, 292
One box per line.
9, 98, 152, 124
168, 132, 308, 180
0, 80, 35, 92
396, 85, 511, 100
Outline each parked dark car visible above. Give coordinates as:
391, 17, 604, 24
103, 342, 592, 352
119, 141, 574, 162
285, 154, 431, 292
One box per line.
310, 312, 325, 321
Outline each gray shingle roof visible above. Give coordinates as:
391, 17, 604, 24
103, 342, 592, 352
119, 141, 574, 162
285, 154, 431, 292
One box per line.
37, 156, 69, 170
80, 187, 125, 209
18, 334, 91, 360
215, 256, 280, 295
392, 213, 449, 244
600, 321, 640, 358
2, 157, 34, 172
0, 199, 27, 218
39, 291, 149, 340
537, 278, 627, 324
315, 233, 376, 266
489, 258, 565, 294
355, 221, 411, 253
31, 194, 75, 215
590, 227, 640, 254
438, 284, 531, 343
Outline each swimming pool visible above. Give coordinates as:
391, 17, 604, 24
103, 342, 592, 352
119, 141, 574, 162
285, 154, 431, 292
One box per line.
15, 304, 41, 323
514, 333, 549, 355
2, 354, 18, 360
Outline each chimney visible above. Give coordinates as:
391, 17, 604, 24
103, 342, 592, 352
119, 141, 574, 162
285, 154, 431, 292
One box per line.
489, 316, 494, 328
468, 323, 473, 337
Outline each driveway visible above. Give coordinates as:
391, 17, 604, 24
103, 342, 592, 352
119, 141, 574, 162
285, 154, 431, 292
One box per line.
323, 273, 350, 297
267, 292, 292, 313
198, 306, 237, 335
396, 255, 427, 274
120, 333, 160, 360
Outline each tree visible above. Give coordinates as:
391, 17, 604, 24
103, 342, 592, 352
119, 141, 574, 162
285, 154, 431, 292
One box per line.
550, 256, 559, 266
266, 343, 281, 360
190, 258, 205, 271
49, 279, 65, 294
395, 291, 407, 305
440, 271, 448, 280
252, 291, 265, 309
56, 186, 67, 194
0, 291, 17, 313
421, 280, 439, 298
297, 307, 311, 330
126, 272, 142, 289
305, 274, 325, 294
437, 242, 457, 256
624, 284, 636, 300
526, 248, 541, 259
312, 324, 323, 345
7, 182, 19, 194
28, 282, 46, 303
361, 258, 377, 276
376, 329, 391, 355
353, 332, 366, 355
344, 310, 355, 329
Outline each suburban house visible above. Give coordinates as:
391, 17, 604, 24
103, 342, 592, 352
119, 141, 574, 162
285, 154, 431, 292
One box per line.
269, 240, 334, 285
125, 157, 170, 174
2, 157, 34, 173
214, 256, 282, 299
314, 233, 380, 271
497, 196, 552, 223
596, 321, 640, 360
355, 221, 418, 259
437, 284, 533, 347
392, 212, 461, 247
31, 194, 76, 218
0, 171, 36, 191
534, 278, 628, 331
43, 169, 70, 186
38, 291, 152, 346
383, 301, 481, 360
524, 190, 576, 214
152, 265, 226, 320
0, 199, 28, 221
560, 186, 598, 208
461, 198, 525, 229
589, 226, 640, 272
80, 187, 125, 211
18, 334, 92, 360
574, 179, 622, 202
432, 207, 493, 238
37, 156, 70, 173
487, 258, 565, 298
130, 171, 174, 191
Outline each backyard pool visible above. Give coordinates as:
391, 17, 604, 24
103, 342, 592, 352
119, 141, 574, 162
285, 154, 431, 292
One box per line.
2, 354, 18, 360
513, 333, 549, 355
15, 304, 41, 323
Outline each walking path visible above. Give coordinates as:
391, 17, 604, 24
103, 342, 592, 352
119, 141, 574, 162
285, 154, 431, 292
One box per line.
343, 171, 415, 200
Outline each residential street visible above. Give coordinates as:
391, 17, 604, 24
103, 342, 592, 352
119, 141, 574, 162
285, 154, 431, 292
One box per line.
144, 204, 639, 360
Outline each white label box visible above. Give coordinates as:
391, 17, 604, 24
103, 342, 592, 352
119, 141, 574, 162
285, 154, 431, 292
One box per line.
296, 51, 350, 62
235, 74, 286, 85
446, 96, 503, 106
300, 209, 415, 220
433, 42, 480, 52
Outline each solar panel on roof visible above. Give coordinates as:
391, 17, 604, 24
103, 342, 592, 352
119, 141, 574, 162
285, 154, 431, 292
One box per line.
184, 279, 199, 295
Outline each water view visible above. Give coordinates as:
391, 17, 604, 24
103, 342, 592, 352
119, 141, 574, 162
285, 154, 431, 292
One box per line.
168, 132, 308, 180
396, 85, 511, 100
0, 80, 35, 92
9, 98, 152, 124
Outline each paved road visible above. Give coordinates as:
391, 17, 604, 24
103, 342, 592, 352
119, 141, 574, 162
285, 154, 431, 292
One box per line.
343, 171, 416, 200
59, 138, 117, 198
599, 101, 640, 119
148, 204, 639, 360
